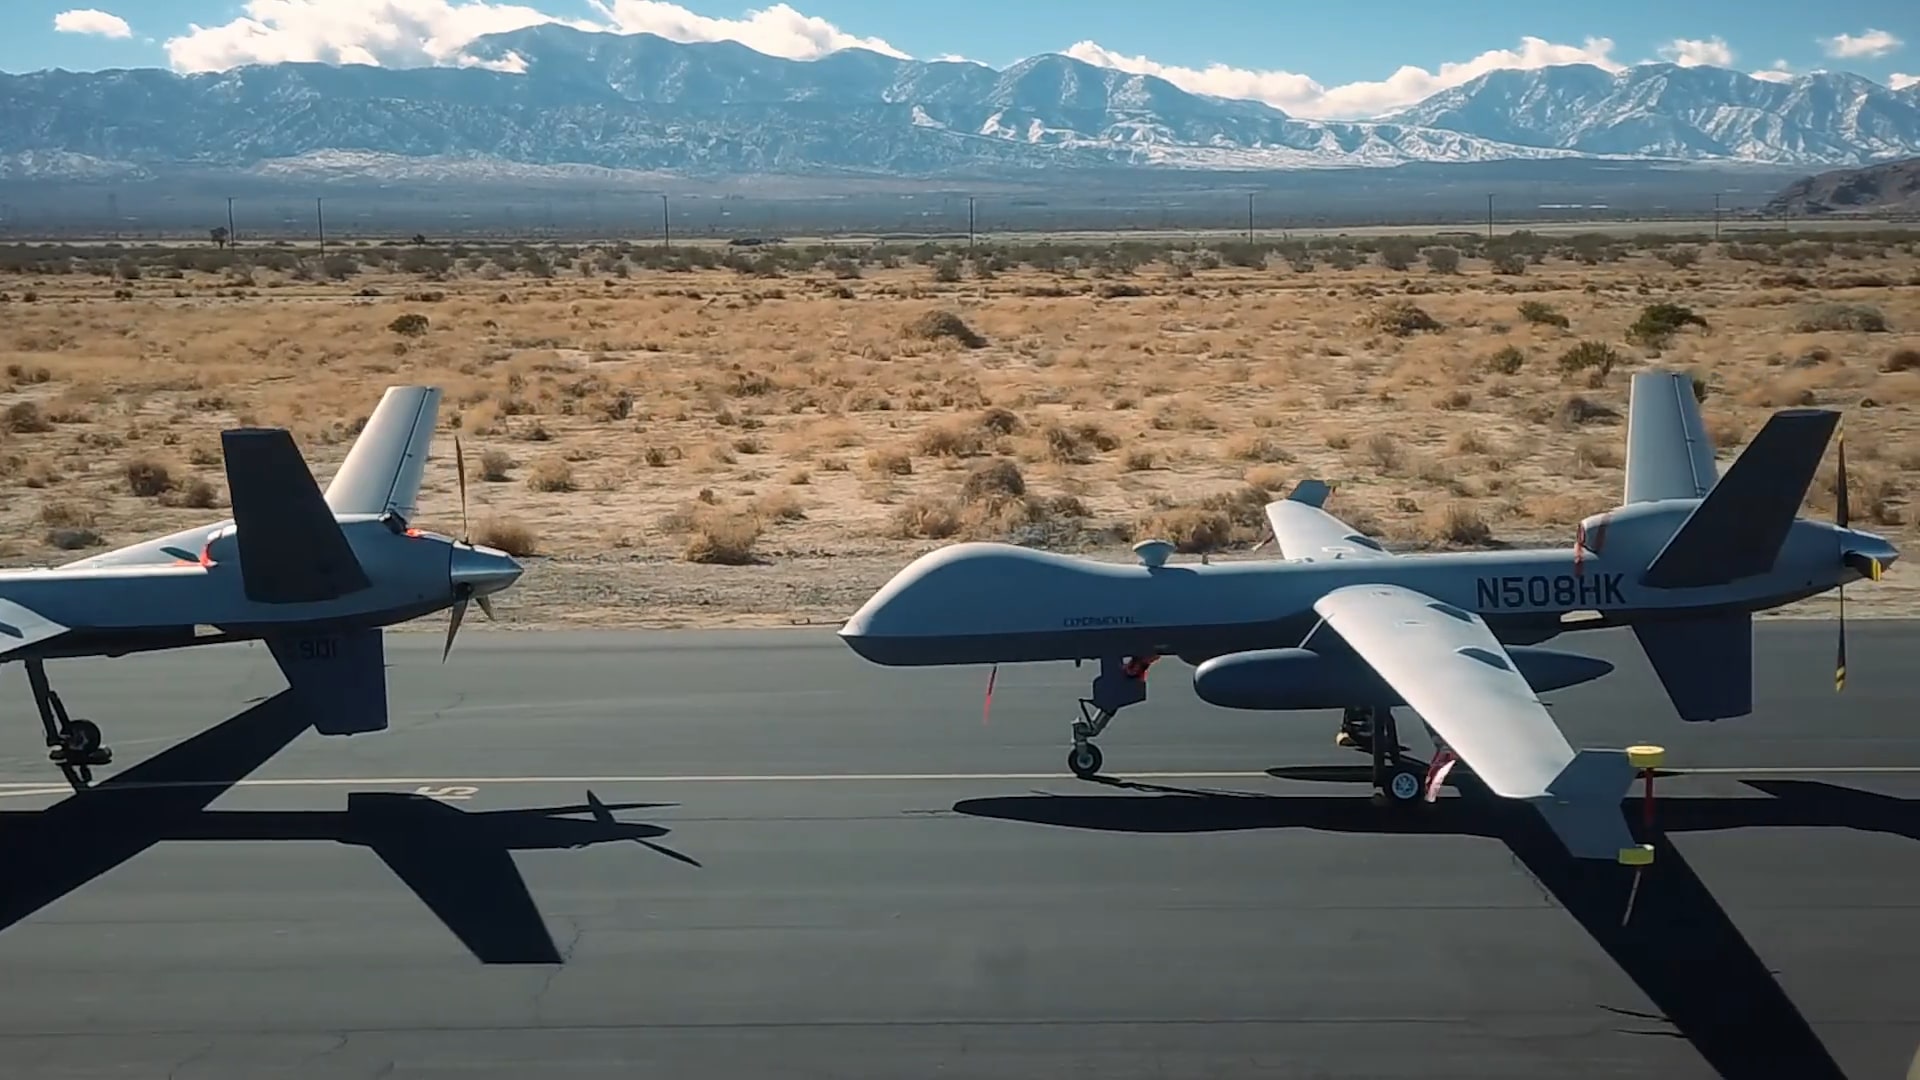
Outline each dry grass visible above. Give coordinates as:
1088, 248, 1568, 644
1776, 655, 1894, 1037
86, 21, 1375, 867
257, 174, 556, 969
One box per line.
1, 231, 1918, 579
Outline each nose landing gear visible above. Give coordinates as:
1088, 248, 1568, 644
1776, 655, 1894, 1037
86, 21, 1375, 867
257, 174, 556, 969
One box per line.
25, 658, 111, 791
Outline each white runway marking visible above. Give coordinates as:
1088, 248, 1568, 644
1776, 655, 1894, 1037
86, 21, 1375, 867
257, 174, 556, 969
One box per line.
0, 764, 1917, 798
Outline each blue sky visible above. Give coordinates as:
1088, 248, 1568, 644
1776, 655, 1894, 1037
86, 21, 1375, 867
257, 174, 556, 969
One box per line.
8, 0, 1916, 118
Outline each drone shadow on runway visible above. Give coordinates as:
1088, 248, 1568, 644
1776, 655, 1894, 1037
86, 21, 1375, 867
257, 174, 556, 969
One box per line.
0, 690, 700, 965
953, 767, 1920, 1080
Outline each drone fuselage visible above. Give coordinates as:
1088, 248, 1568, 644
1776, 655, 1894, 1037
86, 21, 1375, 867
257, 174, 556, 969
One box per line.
0, 515, 518, 661
838, 512, 1892, 669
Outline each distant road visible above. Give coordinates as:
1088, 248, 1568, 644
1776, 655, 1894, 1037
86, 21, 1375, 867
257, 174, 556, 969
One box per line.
8, 216, 1916, 249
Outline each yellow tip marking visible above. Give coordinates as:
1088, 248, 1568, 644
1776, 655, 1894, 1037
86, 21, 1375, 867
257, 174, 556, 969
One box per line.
1626, 745, 1665, 770
1617, 844, 1655, 867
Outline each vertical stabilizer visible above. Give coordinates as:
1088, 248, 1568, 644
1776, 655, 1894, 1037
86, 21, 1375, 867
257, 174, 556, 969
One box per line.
324, 386, 442, 523
1624, 370, 1718, 504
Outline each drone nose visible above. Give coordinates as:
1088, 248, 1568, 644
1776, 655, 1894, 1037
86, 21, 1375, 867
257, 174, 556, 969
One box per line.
450, 543, 523, 599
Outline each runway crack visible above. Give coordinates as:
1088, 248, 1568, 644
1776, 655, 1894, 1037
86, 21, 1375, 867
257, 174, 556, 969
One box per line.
532, 918, 585, 1020
165, 1041, 213, 1080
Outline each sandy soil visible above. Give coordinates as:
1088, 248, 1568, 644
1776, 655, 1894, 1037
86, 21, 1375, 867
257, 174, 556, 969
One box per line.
1, 229, 1916, 629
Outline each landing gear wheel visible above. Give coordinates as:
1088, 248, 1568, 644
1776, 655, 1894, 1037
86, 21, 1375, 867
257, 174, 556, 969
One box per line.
1387, 766, 1424, 804
63, 718, 102, 755
1067, 743, 1104, 779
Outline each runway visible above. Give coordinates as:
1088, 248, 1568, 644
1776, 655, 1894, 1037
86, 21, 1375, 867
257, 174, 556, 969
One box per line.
0, 622, 1917, 1079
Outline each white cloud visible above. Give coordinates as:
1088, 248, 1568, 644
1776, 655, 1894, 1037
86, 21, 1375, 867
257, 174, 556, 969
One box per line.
1750, 58, 1797, 83
53, 9, 132, 39
1821, 29, 1903, 59
586, 1, 904, 59
163, 0, 904, 74
1892, 73, 1920, 91
1064, 36, 1624, 119
1658, 36, 1733, 68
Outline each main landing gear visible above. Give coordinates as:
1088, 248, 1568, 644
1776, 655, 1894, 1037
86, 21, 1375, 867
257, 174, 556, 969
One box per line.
25, 659, 111, 790
1338, 705, 1426, 806
1066, 655, 1156, 779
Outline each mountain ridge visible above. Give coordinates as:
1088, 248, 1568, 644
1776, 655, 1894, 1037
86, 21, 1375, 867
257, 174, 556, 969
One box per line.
2, 26, 1917, 181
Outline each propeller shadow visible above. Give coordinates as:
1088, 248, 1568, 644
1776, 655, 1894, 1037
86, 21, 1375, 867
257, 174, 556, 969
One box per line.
953, 770, 1916, 1080
0, 691, 699, 964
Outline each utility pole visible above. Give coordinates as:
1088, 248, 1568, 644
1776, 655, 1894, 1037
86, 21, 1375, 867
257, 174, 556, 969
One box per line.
967, 196, 976, 249
227, 196, 236, 247
1713, 192, 1722, 240
316, 198, 326, 255
1247, 192, 1255, 243
660, 193, 671, 250
1486, 193, 1494, 241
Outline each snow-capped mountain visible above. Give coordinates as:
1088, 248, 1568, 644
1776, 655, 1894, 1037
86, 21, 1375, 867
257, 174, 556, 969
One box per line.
1, 26, 1916, 181
1382, 63, 1920, 165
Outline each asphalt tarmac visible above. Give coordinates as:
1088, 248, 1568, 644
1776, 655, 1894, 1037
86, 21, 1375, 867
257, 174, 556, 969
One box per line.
0, 622, 1917, 1079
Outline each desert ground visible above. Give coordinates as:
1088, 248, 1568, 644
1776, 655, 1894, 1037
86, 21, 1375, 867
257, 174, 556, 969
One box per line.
1, 226, 1917, 630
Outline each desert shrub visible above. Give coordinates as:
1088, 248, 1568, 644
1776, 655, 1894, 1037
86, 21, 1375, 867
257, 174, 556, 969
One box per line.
526, 457, 576, 493
45, 527, 103, 551
38, 501, 94, 528
478, 448, 513, 481
124, 456, 173, 497
165, 476, 219, 509
960, 458, 1025, 503
1626, 303, 1709, 347
1489, 251, 1528, 275
1487, 345, 1526, 374
865, 446, 913, 476
683, 507, 762, 565
1363, 299, 1442, 336
1421, 502, 1493, 547
1517, 300, 1569, 329
3, 401, 52, 434
1556, 340, 1620, 381
476, 518, 538, 556
1791, 303, 1889, 333
1660, 245, 1701, 269
905, 309, 986, 348
389, 313, 429, 336
1422, 246, 1461, 274
1556, 395, 1620, 426
1882, 348, 1920, 373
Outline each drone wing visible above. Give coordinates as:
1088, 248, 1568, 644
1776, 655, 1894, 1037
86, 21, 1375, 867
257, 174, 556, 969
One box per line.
1313, 583, 1639, 861
0, 596, 68, 657
1263, 481, 1394, 561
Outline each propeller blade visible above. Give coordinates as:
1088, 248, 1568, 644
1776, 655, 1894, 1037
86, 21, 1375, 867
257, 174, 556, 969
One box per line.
982, 663, 998, 726
455, 435, 470, 545
443, 591, 469, 663
477, 593, 497, 621
1836, 582, 1847, 693
1835, 418, 1850, 530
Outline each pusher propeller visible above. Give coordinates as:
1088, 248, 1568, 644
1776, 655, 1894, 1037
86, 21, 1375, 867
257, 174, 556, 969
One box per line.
441, 435, 501, 662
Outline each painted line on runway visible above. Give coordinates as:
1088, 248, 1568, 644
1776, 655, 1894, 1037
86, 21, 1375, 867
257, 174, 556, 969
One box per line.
1, 763, 1919, 797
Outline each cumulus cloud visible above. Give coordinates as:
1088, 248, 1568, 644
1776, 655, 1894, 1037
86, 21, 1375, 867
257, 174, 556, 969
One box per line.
163, 0, 904, 74
1821, 29, 1903, 59
53, 8, 132, 38
1064, 36, 1624, 119
586, 1, 904, 59
1892, 73, 1920, 91
1658, 36, 1734, 68
1749, 59, 1798, 83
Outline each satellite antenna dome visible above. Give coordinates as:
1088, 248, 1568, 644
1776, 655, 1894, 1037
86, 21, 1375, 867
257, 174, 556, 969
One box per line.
1132, 538, 1174, 569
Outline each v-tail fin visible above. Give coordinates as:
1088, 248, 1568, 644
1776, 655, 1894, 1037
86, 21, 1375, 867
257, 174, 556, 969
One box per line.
323, 385, 442, 523
1632, 612, 1753, 721
1623, 369, 1717, 504
224, 427, 373, 605
1640, 408, 1838, 589
266, 627, 389, 735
